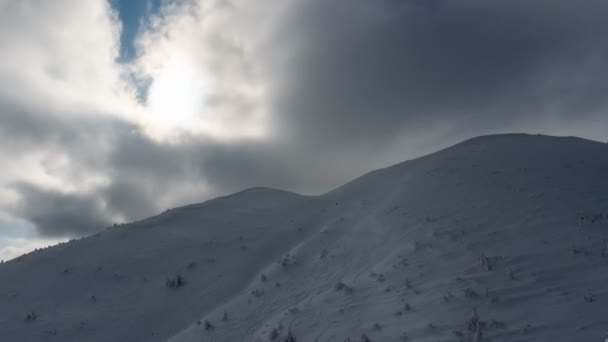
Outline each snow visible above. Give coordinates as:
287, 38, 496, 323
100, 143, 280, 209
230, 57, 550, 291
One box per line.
2, 133, 608, 341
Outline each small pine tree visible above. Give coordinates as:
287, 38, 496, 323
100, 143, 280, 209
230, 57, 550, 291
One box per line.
166, 274, 185, 289
284, 330, 296, 342
24, 311, 38, 322
270, 328, 279, 340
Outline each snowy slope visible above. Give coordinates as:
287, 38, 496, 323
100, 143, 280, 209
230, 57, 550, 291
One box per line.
2, 134, 608, 342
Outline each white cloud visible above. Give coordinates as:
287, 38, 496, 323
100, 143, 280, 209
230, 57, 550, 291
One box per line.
133, 0, 280, 141
0, 0, 138, 117
0, 1, 138, 235
0, 0, 278, 245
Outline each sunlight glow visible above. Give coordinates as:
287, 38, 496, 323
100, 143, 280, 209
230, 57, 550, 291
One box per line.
146, 61, 205, 132
135, 52, 269, 143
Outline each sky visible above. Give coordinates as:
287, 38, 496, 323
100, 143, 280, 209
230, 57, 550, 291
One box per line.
1, 0, 607, 260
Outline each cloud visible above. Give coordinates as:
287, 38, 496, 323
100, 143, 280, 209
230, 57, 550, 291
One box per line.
0, 0, 138, 237
13, 184, 113, 237
0, 1, 137, 116
1, 0, 608, 242
132, 0, 272, 140
265, 0, 608, 146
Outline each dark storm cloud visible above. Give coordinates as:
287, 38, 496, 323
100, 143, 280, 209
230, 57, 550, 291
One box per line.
2, 112, 299, 237
109, 130, 187, 177
102, 178, 160, 221
267, 0, 608, 144
13, 184, 112, 237
108, 132, 300, 198
0, 95, 129, 163
0, 98, 75, 150
8, 131, 297, 237
200, 142, 291, 192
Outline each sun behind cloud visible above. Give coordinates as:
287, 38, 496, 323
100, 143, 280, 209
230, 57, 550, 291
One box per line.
129, 1, 271, 143
146, 59, 206, 132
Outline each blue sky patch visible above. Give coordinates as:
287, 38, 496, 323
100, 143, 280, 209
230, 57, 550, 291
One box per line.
110, 0, 162, 62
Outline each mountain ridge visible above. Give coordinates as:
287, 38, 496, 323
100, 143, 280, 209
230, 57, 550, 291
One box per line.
2, 133, 608, 342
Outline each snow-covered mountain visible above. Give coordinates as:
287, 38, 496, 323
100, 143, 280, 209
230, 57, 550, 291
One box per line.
2, 133, 608, 342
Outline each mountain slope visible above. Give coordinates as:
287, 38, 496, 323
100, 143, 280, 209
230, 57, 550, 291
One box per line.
0, 188, 327, 341
2, 134, 608, 342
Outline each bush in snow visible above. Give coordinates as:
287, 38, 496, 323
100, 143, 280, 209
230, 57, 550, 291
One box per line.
166, 274, 185, 289
479, 254, 491, 271
319, 249, 329, 259
279, 254, 294, 267
335, 280, 353, 293
507, 268, 516, 280
284, 330, 296, 342
24, 311, 38, 322
45, 328, 57, 336
601, 241, 608, 257
251, 289, 264, 297
442, 291, 454, 303
270, 328, 279, 340
466, 309, 484, 341
584, 291, 596, 303
464, 288, 480, 299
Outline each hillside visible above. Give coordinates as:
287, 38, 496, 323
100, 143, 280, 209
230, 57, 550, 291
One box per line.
2, 134, 608, 341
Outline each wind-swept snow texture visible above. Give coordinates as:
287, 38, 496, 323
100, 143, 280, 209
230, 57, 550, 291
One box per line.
2, 134, 608, 342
